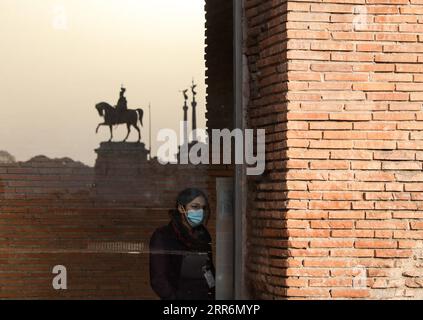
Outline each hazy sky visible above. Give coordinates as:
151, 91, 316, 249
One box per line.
0, 0, 206, 166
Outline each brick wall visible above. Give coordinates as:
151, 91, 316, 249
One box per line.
0, 144, 216, 299
244, 0, 423, 299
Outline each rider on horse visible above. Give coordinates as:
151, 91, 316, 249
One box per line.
116, 86, 128, 121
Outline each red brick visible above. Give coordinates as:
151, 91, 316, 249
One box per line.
286, 288, 330, 298
287, 148, 330, 159
309, 201, 351, 210
325, 73, 368, 81
355, 240, 397, 249
396, 64, 423, 73
375, 54, 418, 63
310, 122, 352, 130
331, 150, 373, 160
375, 15, 417, 23
330, 249, 374, 258
287, 50, 331, 61
382, 161, 422, 170
356, 220, 408, 230
354, 140, 397, 150
323, 192, 363, 201
310, 240, 354, 248
311, 220, 354, 229
332, 230, 374, 238
357, 44, 383, 52
311, 4, 354, 13
376, 33, 417, 42
332, 32, 374, 41
287, 113, 329, 121
310, 160, 350, 170
311, 42, 354, 51
353, 82, 395, 91
328, 210, 365, 219
351, 161, 381, 170
374, 151, 415, 160
309, 140, 354, 149
375, 249, 413, 258
373, 112, 416, 121
331, 289, 370, 298
309, 278, 353, 287
329, 113, 371, 121
287, 30, 330, 40
331, 52, 374, 62
367, 92, 410, 101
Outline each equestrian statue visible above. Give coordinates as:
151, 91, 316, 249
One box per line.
95, 86, 144, 142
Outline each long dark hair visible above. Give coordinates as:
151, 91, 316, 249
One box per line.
173, 188, 211, 225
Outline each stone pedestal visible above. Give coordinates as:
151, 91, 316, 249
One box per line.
93, 141, 214, 208
94, 142, 149, 176
93, 142, 151, 203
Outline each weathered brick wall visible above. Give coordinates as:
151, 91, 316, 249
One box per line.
244, 0, 423, 299
0, 145, 216, 299
244, 0, 291, 299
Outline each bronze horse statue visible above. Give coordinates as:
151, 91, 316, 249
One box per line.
95, 102, 144, 142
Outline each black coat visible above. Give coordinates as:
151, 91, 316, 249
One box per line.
149, 222, 216, 300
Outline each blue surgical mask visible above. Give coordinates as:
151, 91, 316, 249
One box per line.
186, 209, 204, 227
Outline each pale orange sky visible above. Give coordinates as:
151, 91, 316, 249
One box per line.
0, 0, 206, 166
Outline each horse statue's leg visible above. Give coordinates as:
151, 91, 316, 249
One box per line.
128, 111, 141, 143
123, 123, 131, 142
96, 123, 105, 134
109, 125, 113, 142
134, 124, 141, 143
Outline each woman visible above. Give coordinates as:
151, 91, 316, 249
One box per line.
149, 188, 216, 300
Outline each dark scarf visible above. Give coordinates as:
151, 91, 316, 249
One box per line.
170, 209, 211, 252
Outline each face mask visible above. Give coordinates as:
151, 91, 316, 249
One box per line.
185, 209, 204, 227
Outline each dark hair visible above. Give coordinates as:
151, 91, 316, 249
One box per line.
175, 188, 211, 224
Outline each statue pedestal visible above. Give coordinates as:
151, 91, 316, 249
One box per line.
94, 143, 151, 202
95, 142, 149, 174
